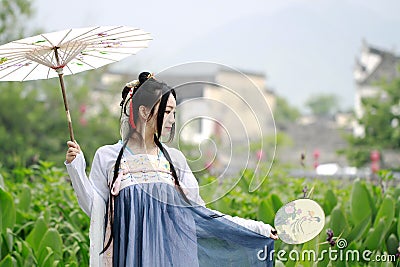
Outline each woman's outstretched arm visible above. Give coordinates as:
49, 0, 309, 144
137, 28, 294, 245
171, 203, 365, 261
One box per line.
167, 146, 278, 240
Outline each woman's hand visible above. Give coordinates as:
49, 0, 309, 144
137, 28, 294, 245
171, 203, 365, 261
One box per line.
270, 228, 279, 240
66, 141, 81, 163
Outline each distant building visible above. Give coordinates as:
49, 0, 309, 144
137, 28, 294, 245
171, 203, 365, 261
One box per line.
98, 68, 276, 146
353, 40, 400, 136
159, 68, 276, 145
334, 112, 353, 131
278, 113, 350, 168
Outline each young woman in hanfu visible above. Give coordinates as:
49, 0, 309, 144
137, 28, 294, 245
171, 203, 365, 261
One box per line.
65, 72, 277, 267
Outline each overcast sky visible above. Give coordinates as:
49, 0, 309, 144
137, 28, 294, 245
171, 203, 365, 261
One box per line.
31, 0, 400, 111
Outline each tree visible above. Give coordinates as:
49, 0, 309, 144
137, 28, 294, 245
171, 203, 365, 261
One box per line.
273, 96, 301, 125
340, 76, 400, 167
0, 0, 33, 43
0, 70, 121, 169
305, 93, 339, 117
0, 5, 121, 169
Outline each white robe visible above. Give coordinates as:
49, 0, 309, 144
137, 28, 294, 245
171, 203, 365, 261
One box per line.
65, 142, 272, 266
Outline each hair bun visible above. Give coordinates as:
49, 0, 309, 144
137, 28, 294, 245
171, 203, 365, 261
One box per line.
120, 86, 131, 106
138, 71, 152, 85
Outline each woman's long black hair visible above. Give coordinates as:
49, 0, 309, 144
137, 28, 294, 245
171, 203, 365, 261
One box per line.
101, 72, 190, 254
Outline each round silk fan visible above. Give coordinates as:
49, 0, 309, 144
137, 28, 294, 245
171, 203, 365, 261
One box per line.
274, 199, 325, 244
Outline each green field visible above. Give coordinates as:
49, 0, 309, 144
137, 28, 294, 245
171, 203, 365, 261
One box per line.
1, 161, 399, 266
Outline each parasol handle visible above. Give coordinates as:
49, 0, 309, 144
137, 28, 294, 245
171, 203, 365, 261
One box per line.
56, 70, 75, 142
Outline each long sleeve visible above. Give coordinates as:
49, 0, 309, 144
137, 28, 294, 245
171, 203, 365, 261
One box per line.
166, 146, 273, 238
165, 146, 206, 206
65, 147, 113, 216
208, 209, 272, 237
65, 153, 93, 216
88, 148, 111, 205
179, 159, 207, 206
65, 145, 119, 267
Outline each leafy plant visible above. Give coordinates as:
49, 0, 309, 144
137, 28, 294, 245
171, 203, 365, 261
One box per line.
1, 157, 399, 266
203, 163, 400, 266
0, 161, 90, 266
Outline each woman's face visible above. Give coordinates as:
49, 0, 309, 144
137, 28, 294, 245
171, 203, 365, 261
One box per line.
160, 94, 176, 137
145, 93, 176, 137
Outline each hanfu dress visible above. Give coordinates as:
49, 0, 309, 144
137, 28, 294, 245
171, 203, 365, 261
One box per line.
66, 142, 274, 266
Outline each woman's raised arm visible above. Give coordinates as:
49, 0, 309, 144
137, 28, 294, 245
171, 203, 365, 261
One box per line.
65, 141, 94, 216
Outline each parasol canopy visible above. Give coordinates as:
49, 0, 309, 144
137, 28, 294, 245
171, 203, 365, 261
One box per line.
0, 26, 152, 140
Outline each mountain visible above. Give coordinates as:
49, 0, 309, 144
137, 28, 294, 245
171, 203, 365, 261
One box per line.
160, 2, 400, 110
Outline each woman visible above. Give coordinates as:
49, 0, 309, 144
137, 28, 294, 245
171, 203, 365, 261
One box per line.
66, 72, 277, 266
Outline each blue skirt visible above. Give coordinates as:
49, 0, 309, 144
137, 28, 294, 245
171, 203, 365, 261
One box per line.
112, 182, 274, 266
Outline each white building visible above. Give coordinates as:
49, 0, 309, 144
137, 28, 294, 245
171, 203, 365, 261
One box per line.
353, 40, 400, 136
98, 68, 276, 145
159, 68, 276, 145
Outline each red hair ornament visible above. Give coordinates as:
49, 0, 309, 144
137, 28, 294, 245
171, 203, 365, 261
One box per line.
125, 80, 139, 129
129, 100, 136, 129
